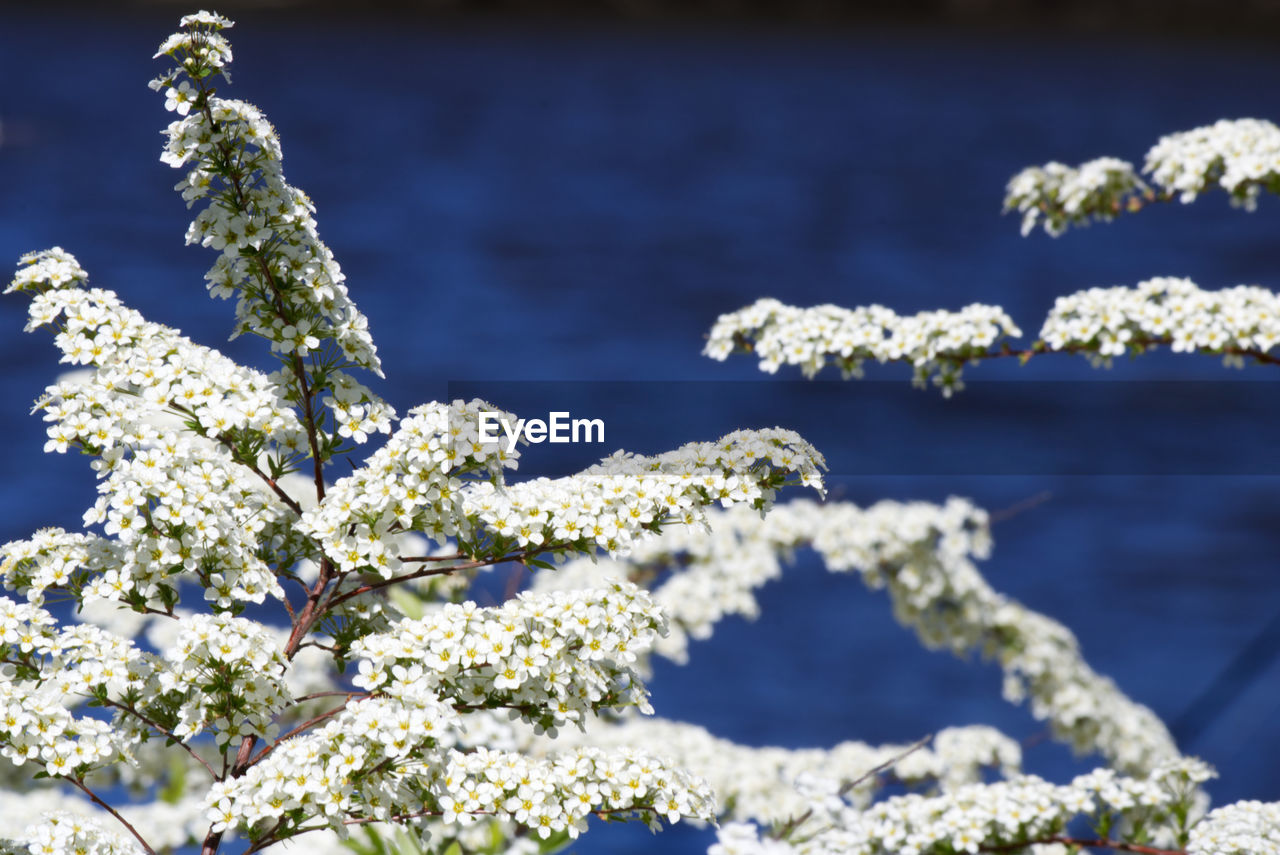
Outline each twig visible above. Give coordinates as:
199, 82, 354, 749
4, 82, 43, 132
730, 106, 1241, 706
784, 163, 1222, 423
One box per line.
772, 734, 933, 841
62, 776, 157, 855
97, 698, 217, 778
989, 491, 1053, 525
982, 837, 1184, 855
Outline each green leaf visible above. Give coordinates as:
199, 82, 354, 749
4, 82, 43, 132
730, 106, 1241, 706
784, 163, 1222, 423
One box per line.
158, 753, 188, 805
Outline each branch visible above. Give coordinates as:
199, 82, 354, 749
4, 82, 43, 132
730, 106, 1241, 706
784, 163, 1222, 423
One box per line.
982, 837, 1184, 855
97, 698, 217, 779
971, 337, 1280, 367
250, 695, 362, 765
771, 734, 933, 841
167, 401, 305, 516
319, 542, 569, 615
61, 775, 157, 855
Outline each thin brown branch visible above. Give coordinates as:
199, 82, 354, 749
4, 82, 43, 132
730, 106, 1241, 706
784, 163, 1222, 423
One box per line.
840, 734, 934, 797
97, 698, 217, 778
250, 696, 358, 765
772, 734, 934, 841
989, 491, 1054, 526
971, 336, 1280, 366
982, 836, 1184, 855
62, 775, 157, 855
399, 553, 466, 563
241, 817, 286, 855
320, 543, 568, 614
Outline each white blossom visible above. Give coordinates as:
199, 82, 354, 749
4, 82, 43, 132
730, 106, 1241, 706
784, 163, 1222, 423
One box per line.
703, 298, 1021, 394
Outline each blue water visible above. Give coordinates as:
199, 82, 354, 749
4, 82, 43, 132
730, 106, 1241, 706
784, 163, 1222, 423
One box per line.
2, 8, 1280, 854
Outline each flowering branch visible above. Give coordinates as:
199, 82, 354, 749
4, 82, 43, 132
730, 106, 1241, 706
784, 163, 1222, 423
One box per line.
705, 277, 1280, 393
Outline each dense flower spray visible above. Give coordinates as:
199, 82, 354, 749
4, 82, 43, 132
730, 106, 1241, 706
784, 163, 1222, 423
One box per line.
0, 12, 824, 855
1, 10, 1278, 855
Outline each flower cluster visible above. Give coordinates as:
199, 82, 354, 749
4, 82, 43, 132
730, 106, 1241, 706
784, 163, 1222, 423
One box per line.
159, 613, 292, 745
703, 298, 1020, 394
1145, 118, 1280, 208
535, 498, 1177, 776
1004, 157, 1147, 236
351, 582, 664, 732
461, 427, 826, 557
2, 811, 138, 855
3, 250, 312, 612
206, 691, 714, 841
10, 250, 304, 449
0, 789, 208, 854
703, 274, 1280, 385
1189, 800, 1280, 855
203, 684, 461, 836
1006, 118, 1280, 235
712, 758, 1216, 855
150, 12, 383, 378
435, 745, 716, 837
0, 597, 142, 776
297, 399, 519, 577
543, 719, 1021, 826
1040, 276, 1280, 365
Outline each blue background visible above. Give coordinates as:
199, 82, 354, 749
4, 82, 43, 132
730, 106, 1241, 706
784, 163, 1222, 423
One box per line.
2, 7, 1279, 853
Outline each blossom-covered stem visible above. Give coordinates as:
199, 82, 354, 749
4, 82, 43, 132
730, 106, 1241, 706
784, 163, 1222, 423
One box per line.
198, 577, 337, 852
729, 332, 1280, 368
97, 697, 219, 778
981, 837, 1184, 855
191, 81, 328, 502
318, 542, 572, 614
169, 401, 305, 515
61, 775, 158, 855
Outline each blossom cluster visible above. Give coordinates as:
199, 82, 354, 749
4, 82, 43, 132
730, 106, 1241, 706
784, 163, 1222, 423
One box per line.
151, 11, 384, 379
1040, 276, 1280, 365
711, 758, 1216, 855
3, 250, 312, 611
1, 811, 137, 855
159, 613, 292, 745
0, 596, 134, 777
461, 427, 826, 557
534, 498, 1177, 776
1004, 156, 1146, 237
351, 582, 664, 732
542, 719, 1021, 826
203, 683, 461, 836
1006, 118, 1280, 235
0, 595, 300, 784
205, 690, 714, 841
0, 788, 208, 855
703, 298, 1021, 393
297, 399, 519, 577
1145, 118, 1280, 208
1189, 800, 1280, 855
10, 250, 304, 450
703, 274, 1280, 385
